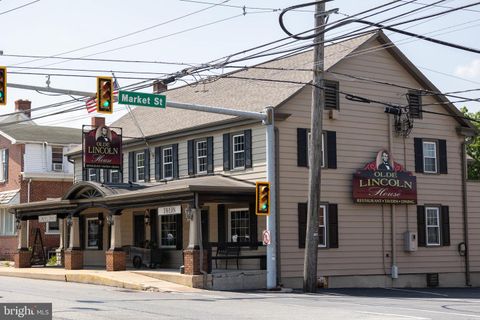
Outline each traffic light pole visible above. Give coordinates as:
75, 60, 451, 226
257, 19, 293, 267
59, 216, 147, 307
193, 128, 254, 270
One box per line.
10, 82, 278, 289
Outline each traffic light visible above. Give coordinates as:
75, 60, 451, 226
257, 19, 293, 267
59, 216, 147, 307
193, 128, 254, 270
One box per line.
96, 76, 113, 114
0, 67, 6, 105
256, 181, 270, 216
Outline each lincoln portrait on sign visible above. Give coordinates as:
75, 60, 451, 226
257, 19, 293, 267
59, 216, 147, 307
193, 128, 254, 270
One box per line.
95, 126, 111, 143
376, 150, 394, 171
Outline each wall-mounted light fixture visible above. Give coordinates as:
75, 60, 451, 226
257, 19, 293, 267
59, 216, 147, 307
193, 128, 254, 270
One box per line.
106, 214, 114, 226
144, 210, 150, 225
66, 214, 73, 227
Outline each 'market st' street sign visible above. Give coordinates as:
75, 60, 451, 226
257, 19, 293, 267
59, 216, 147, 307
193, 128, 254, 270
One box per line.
118, 90, 166, 108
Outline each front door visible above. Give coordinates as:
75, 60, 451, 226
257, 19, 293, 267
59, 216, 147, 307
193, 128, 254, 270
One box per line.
134, 214, 145, 247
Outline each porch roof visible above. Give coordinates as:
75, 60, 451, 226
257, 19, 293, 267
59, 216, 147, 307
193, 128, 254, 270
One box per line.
10, 175, 256, 217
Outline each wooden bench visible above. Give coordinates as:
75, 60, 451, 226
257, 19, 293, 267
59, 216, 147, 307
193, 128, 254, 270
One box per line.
211, 244, 266, 270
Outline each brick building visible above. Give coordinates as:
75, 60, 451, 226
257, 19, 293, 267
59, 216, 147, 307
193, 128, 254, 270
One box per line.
0, 100, 81, 260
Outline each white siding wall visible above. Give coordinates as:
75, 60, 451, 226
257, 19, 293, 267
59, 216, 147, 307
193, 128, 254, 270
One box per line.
24, 143, 77, 174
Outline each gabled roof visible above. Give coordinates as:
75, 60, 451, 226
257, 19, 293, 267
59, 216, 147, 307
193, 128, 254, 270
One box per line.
0, 124, 82, 144
112, 30, 476, 139
113, 32, 375, 139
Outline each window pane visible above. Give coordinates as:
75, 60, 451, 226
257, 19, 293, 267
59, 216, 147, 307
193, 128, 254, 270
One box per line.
160, 215, 177, 247
163, 148, 173, 179
318, 206, 326, 247
427, 227, 439, 244
52, 147, 63, 163
424, 158, 436, 172
230, 209, 250, 242
197, 141, 207, 173
137, 152, 145, 181
233, 135, 245, 168
87, 219, 99, 248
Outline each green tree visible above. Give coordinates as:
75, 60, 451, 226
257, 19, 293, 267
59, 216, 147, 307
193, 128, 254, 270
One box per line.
461, 107, 480, 180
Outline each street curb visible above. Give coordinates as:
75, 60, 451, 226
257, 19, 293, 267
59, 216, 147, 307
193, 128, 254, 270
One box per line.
0, 271, 146, 291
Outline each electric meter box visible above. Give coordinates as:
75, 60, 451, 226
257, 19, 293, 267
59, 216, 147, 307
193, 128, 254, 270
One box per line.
404, 231, 418, 252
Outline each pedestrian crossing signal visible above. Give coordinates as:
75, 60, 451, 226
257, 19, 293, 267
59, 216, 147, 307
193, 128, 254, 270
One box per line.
256, 181, 270, 216
0, 67, 6, 105
97, 76, 113, 114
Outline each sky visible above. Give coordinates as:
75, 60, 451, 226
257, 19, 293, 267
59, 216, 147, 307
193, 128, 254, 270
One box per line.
0, 0, 479, 128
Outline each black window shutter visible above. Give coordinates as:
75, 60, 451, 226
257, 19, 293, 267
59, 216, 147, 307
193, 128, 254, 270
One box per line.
79, 216, 85, 250
175, 213, 183, 250
408, 91, 422, 119
297, 128, 308, 167
207, 136, 214, 174
82, 168, 87, 181
326, 131, 337, 169
128, 151, 135, 182
328, 204, 339, 248
150, 209, 158, 246
98, 213, 103, 250
4, 149, 8, 182
439, 139, 448, 174
217, 204, 226, 245
244, 129, 252, 168
414, 138, 424, 173
144, 148, 150, 182
441, 206, 450, 246
325, 80, 339, 110
249, 201, 258, 249
172, 144, 179, 179
154, 147, 161, 181
187, 139, 195, 175
223, 134, 231, 171
417, 206, 426, 247
298, 203, 307, 248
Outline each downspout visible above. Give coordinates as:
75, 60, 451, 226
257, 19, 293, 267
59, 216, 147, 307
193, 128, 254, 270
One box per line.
461, 140, 471, 286
43, 141, 49, 171
195, 193, 209, 289
388, 115, 398, 281
27, 178, 32, 203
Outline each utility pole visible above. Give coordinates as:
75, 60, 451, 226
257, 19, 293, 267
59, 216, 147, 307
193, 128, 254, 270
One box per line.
304, 2, 326, 293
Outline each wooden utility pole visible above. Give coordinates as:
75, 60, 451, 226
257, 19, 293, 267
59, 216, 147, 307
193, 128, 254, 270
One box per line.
303, 2, 326, 293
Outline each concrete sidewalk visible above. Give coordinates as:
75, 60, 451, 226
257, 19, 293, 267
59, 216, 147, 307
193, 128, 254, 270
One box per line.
0, 264, 202, 293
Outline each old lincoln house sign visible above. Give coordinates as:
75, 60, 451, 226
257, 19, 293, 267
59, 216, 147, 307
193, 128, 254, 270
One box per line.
353, 150, 417, 204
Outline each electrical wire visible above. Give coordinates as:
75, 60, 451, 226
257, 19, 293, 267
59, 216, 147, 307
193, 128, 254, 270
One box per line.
0, 0, 40, 16
12, 0, 231, 67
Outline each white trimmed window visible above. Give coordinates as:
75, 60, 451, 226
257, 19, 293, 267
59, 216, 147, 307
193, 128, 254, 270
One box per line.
423, 141, 437, 173
163, 147, 173, 180
86, 217, 100, 249
0, 149, 7, 182
0, 208, 15, 236
110, 169, 121, 183
318, 205, 327, 247
426, 207, 440, 246
196, 140, 207, 174
307, 132, 325, 168
136, 152, 145, 182
88, 169, 98, 182
159, 215, 177, 248
232, 134, 245, 169
52, 147, 63, 171
228, 208, 250, 243
46, 221, 60, 234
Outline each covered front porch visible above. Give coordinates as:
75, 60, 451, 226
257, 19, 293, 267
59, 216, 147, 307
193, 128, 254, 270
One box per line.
11, 176, 267, 278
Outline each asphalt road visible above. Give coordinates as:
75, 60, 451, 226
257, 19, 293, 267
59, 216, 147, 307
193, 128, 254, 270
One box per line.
1, 276, 480, 319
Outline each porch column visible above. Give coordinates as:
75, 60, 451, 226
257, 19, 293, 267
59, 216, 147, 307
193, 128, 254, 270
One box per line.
65, 216, 83, 270
14, 220, 31, 268
184, 208, 207, 275
106, 213, 126, 271
56, 217, 65, 266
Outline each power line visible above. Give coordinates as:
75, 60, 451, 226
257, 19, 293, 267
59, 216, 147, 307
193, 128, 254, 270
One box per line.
0, 0, 40, 16
12, 0, 231, 67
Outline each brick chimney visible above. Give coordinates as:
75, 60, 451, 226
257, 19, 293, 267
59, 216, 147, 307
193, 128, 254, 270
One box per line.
153, 80, 168, 94
91, 116, 105, 127
15, 100, 31, 118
